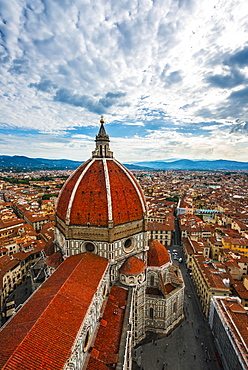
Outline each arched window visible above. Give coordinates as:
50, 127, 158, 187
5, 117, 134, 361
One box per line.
103, 284, 107, 298
150, 275, 154, 286
83, 329, 90, 352
149, 307, 154, 319
173, 301, 177, 313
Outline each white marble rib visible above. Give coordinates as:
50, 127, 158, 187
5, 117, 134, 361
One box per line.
103, 158, 113, 222
65, 159, 95, 223
114, 159, 147, 214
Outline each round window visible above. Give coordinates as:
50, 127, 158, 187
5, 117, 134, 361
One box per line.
85, 242, 95, 252
124, 239, 131, 248
123, 238, 134, 253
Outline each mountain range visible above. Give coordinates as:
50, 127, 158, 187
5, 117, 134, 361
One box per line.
132, 159, 248, 171
0, 155, 247, 171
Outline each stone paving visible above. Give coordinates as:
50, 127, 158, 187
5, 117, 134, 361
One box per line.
133, 245, 223, 370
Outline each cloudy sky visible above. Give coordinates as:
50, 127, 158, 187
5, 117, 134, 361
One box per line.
0, 0, 248, 163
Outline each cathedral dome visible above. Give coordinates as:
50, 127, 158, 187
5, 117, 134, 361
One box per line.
147, 239, 170, 267
120, 256, 146, 275
56, 118, 147, 229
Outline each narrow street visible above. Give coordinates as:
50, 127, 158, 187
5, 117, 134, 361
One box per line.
133, 216, 222, 370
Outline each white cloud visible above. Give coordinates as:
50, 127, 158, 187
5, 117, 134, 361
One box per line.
0, 0, 247, 162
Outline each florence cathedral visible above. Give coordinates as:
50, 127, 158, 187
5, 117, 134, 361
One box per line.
0, 118, 184, 370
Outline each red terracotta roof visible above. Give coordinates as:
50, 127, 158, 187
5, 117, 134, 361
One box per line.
182, 237, 194, 254
148, 220, 174, 231
194, 255, 231, 291
108, 160, 146, 225
56, 159, 91, 222
56, 158, 146, 227
0, 252, 109, 370
12, 244, 44, 261
147, 239, 170, 267
44, 239, 55, 256
46, 251, 63, 268
68, 159, 109, 226
0, 219, 25, 230
164, 283, 176, 294
86, 286, 128, 369
146, 287, 163, 296
232, 281, 248, 300
120, 256, 146, 275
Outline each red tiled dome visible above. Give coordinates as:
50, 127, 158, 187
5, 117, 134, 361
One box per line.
56, 158, 147, 227
147, 239, 170, 267
120, 256, 146, 275
46, 251, 63, 268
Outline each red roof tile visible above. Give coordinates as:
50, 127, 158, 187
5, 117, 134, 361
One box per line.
164, 283, 176, 294
86, 286, 128, 369
148, 239, 170, 267
108, 160, 146, 225
56, 158, 146, 227
46, 251, 63, 267
0, 252, 108, 370
120, 256, 146, 275
56, 160, 91, 221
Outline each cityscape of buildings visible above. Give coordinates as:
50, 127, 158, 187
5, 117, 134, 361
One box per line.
1, 0, 248, 368
0, 148, 248, 369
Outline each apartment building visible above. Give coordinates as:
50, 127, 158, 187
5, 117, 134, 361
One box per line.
0, 240, 45, 324
191, 255, 231, 316
147, 219, 174, 246
182, 237, 210, 271
209, 296, 248, 370
222, 237, 248, 257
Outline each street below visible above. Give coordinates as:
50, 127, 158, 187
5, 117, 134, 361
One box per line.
133, 218, 222, 370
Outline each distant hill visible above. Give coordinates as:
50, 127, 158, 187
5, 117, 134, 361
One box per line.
0, 155, 146, 171
133, 159, 248, 170
0, 156, 247, 171
0, 156, 82, 170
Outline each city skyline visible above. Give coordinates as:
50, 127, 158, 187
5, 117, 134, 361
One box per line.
0, 0, 248, 163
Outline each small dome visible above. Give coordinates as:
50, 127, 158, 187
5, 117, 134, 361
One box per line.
46, 251, 63, 268
148, 239, 170, 267
120, 256, 146, 275
44, 239, 55, 256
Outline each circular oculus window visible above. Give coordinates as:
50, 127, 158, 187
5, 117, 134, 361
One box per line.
85, 242, 95, 252
123, 238, 134, 252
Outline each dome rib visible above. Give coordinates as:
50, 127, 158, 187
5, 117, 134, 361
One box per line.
56, 158, 147, 227
107, 160, 145, 225
66, 159, 95, 224
56, 159, 91, 221
103, 158, 112, 222
114, 160, 146, 214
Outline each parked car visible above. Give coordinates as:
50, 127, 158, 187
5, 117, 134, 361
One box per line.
179, 258, 182, 263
